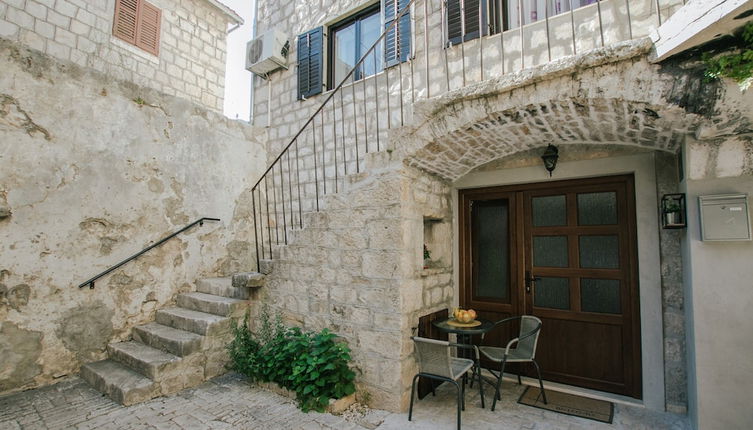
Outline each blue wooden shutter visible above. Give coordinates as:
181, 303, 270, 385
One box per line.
384, 0, 411, 67
447, 0, 483, 45
297, 27, 323, 100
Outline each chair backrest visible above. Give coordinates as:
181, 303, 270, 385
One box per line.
516, 315, 542, 360
412, 336, 455, 379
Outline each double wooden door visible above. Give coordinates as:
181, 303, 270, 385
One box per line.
459, 175, 641, 398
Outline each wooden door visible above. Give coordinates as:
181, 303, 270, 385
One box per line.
458, 191, 521, 356
459, 175, 642, 398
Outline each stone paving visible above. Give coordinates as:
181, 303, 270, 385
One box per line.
0, 373, 690, 430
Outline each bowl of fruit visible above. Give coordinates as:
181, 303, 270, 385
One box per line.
450, 308, 479, 326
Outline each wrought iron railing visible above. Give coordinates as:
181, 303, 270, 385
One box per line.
78, 217, 220, 289
251, 0, 685, 270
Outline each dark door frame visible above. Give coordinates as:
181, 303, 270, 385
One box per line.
458, 174, 642, 399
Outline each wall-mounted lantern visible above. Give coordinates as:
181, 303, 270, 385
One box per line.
661, 193, 686, 229
541, 144, 559, 177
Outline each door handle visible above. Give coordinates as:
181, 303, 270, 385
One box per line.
525, 271, 540, 294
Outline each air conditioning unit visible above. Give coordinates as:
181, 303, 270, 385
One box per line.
245, 29, 289, 77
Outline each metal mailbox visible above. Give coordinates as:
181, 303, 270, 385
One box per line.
699, 194, 751, 241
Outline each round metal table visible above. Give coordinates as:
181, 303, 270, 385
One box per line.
432, 318, 495, 356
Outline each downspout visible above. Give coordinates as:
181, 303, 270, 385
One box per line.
249, 0, 259, 124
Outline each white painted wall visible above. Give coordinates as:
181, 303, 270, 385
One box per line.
681, 174, 753, 430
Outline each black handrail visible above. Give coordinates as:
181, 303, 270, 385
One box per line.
78, 217, 220, 289
251, 0, 416, 271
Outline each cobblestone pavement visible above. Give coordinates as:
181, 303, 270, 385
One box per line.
0, 373, 690, 430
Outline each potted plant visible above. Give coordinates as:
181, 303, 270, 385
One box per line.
423, 245, 431, 269
663, 200, 682, 226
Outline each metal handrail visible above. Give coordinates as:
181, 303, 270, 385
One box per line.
250, 0, 683, 271
251, 0, 416, 191
251, 0, 417, 270
78, 217, 220, 289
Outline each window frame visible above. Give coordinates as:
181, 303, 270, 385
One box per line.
326, 3, 382, 90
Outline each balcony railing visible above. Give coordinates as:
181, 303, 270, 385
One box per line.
251, 0, 685, 270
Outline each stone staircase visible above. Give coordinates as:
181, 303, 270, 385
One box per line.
81, 274, 263, 405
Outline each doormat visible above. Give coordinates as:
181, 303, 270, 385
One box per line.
517, 386, 614, 424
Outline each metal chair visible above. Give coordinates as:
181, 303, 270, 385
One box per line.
479, 315, 547, 411
408, 336, 485, 430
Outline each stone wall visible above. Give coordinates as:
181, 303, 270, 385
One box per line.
0, 39, 266, 395
250, 0, 682, 217
0, 0, 234, 112
257, 149, 453, 412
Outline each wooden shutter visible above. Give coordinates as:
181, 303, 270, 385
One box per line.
113, 0, 138, 45
297, 27, 324, 100
384, 0, 411, 67
136, 1, 161, 55
447, 0, 483, 45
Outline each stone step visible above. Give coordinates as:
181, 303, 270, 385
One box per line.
155, 307, 231, 336
132, 322, 203, 357
196, 277, 250, 299
363, 149, 398, 171
80, 360, 157, 406
107, 341, 181, 380
232, 272, 265, 288
259, 259, 274, 275
177, 292, 247, 317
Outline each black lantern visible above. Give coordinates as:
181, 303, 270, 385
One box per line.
541, 144, 559, 177
661, 193, 686, 229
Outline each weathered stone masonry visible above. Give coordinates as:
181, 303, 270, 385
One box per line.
0, 0, 237, 112
0, 39, 266, 395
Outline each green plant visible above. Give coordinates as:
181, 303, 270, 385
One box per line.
286, 328, 356, 412
663, 201, 681, 213
423, 244, 431, 260
133, 96, 147, 105
703, 22, 753, 90
228, 305, 356, 412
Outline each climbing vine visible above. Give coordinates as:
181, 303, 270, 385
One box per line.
703, 21, 753, 90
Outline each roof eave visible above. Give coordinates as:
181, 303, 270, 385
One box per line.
201, 0, 244, 25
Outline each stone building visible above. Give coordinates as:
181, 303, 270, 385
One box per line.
1, 0, 268, 404
248, 0, 753, 429
0, 0, 242, 111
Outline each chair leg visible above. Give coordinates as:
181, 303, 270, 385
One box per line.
532, 360, 547, 404
517, 365, 522, 385
461, 374, 466, 411
491, 360, 507, 412
409, 374, 420, 421
453, 381, 462, 430
477, 363, 485, 409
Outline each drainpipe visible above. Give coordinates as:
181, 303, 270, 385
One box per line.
249, 0, 260, 124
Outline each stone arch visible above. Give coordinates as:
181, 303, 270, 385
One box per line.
395, 41, 748, 181
406, 97, 699, 180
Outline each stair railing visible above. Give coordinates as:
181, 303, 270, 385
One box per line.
251, 0, 418, 271
78, 217, 220, 289
250, 0, 684, 271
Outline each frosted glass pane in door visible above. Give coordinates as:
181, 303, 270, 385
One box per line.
473, 200, 510, 301
581, 279, 621, 314
533, 236, 568, 267
532, 195, 566, 227
578, 192, 617, 225
579, 235, 619, 269
534, 277, 570, 310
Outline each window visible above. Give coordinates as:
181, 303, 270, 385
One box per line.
328, 5, 383, 88
447, 0, 602, 44
447, 0, 488, 44
112, 0, 161, 56
297, 0, 411, 98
